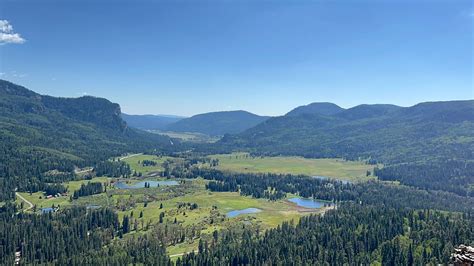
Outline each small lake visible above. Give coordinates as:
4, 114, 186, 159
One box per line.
312, 175, 351, 184
312, 175, 329, 181
227, 208, 261, 218
41, 207, 54, 214
115, 180, 179, 189
288, 197, 331, 209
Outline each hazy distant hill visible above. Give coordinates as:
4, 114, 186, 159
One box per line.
217, 100, 474, 196
122, 113, 185, 130
286, 102, 344, 116
166, 110, 269, 136
0, 79, 173, 197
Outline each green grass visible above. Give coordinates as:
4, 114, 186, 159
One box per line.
149, 130, 220, 143
17, 191, 71, 209
117, 189, 316, 232
16, 176, 111, 211
121, 154, 169, 175
209, 153, 378, 182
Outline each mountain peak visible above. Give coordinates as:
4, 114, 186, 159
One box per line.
286, 102, 344, 117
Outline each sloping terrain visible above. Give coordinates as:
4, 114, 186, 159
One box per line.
166, 110, 269, 136
217, 101, 474, 195
0, 79, 172, 198
121, 113, 185, 130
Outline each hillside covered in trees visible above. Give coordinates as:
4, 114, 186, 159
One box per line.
121, 113, 185, 130
166, 110, 269, 136
0, 80, 175, 200
215, 101, 474, 196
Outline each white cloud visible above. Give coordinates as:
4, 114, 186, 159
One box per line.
0, 20, 25, 45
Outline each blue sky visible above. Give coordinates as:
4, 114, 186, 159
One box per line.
1, 0, 472, 116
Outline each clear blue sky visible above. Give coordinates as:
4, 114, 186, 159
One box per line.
1, 0, 472, 116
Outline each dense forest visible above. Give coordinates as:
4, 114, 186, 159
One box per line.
0, 203, 171, 265
0, 80, 177, 200
178, 204, 474, 265
211, 101, 474, 196
73, 182, 104, 199
166, 110, 269, 136
1, 80, 473, 265
188, 168, 474, 212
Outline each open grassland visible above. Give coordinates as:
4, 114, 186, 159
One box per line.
115, 181, 310, 230
16, 175, 330, 258
149, 130, 220, 143
209, 153, 378, 182
16, 177, 110, 210
121, 154, 169, 175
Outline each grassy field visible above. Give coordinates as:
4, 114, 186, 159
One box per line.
209, 153, 377, 182
149, 130, 220, 143
110, 178, 326, 257
115, 181, 309, 230
121, 154, 169, 175
14, 167, 332, 258
16, 177, 110, 210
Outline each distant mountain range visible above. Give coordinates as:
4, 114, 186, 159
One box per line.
2, 79, 472, 197
121, 113, 185, 130
215, 100, 474, 196
165, 110, 269, 136
219, 100, 474, 160
285, 102, 344, 116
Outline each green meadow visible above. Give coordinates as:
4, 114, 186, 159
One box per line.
209, 153, 377, 182
121, 154, 169, 175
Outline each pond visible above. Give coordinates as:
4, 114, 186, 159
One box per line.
312, 175, 351, 184
312, 175, 329, 181
226, 208, 262, 218
41, 207, 54, 214
115, 180, 179, 189
288, 197, 332, 209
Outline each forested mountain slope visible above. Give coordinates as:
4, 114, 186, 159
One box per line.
121, 113, 185, 130
166, 110, 269, 136
0, 79, 173, 199
285, 102, 344, 116
217, 100, 474, 196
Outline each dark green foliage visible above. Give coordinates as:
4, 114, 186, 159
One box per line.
0, 79, 174, 199
142, 159, 157, 166
189, 168, 474, 212
179, 204, 474, 265
166, 110, 269, 136
94, 161, 131, 177
285, 102, 345, 116
121, 113, 184, 130
0, 204, 119, 265
44, 183, 67, 196
376, 161, 474, 196
214, 100, 474, 195
66, 235, 171, 265
73, 182, 103, 199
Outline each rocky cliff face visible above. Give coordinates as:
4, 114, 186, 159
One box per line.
451, 245, 474, 264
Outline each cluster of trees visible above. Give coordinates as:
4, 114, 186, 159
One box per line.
178, 204, 474, 265
141, 159, 157, 166
188, 168, 474, 212
376, 160, 474, 197
0, 203, 119, 265
73, 182, 104, 199
93, 161, 131, 177
66, 235, 171, 265
206, 180, 238, 192
44, 183, 67, 196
